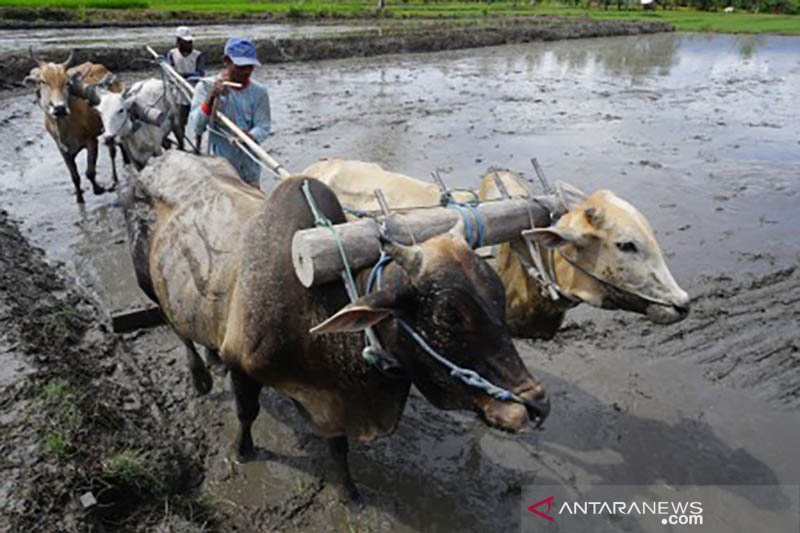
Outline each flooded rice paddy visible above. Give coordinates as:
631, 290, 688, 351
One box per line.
1, 31, 798, 531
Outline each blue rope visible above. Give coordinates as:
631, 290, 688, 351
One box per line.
447, 201, 486, 248
307, 186, 521, 404
395, 317, 520, 403
365, 250, 392, 295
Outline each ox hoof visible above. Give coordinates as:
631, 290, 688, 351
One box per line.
191, 370, 213, 395
235, 444, 257, 463
209, 363, 228, 378
92, 185, 106, 195
204, 348, 228, 376
343, 484, 365, 508
76, 194, 85, 204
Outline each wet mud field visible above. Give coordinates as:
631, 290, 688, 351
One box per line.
1, 32, 799, 531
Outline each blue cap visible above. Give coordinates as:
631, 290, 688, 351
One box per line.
224, 37, 261, 67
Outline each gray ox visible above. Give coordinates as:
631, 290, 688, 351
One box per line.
124, 151, 549, 501
23, 51, 120, 203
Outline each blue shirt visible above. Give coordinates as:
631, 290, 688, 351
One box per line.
188, 76, 271, 186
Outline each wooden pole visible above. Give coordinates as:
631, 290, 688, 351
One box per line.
112, 306, 166, 333
146, 46, 292, 179
292, 196, 556, 288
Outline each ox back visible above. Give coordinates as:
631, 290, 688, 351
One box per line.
126, 151, 409, 441
226, 175, 411, 440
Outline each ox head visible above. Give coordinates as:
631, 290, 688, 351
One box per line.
525, 181, 690, 324
90, 77, 135, 145
311, 224, 549, 431
23, 49, 75, 119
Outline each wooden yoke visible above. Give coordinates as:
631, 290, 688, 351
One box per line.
292, 196, 556, 288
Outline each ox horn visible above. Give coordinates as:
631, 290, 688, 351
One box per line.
448, 217, 467, 241
29, 47, 43, 66
93, 72, 116, 89
555, 180, 587, 212
61, 50, 75, 69
382, 238, 424, 279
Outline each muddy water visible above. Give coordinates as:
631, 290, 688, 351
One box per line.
1, 32, 799, 531
0, 22, 369, 54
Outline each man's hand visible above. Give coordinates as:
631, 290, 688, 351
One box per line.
205, 74, 230, 105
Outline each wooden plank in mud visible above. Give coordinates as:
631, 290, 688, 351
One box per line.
111, 306, 166, 333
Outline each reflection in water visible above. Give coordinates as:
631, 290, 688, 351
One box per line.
511, 33, 682, 81
735, 34, 769, 59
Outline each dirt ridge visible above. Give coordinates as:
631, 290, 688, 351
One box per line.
0, 18, 672, 88
0, 208, 216, 532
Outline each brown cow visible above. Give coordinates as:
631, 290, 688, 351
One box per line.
124, 151, 549, 501
479, 170, 690, 338
24, 50, 121, 203
304, 159, 690, 340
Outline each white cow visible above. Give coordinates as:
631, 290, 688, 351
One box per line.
91, 78, 175, 170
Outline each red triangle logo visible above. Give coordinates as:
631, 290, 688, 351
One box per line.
528, 496, 555, 522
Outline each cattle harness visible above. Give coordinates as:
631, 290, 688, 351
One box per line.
515, 220, 678, 311
301, 180, 547, 427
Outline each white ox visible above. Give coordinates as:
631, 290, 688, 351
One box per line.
303, 158, 691, 339
90, 78, 175, 170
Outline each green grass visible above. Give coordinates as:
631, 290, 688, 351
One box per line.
39, 380, 80, 458
1, 0, 798, 34
102, 449, 168, 494
1, 0, 148, 7
531, 6, 800, 33
41, 379, 71, 403
42, 431, 74, 457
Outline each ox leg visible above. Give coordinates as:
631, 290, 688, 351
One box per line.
107, 142, 119, 191
61, 151, 84, 204
85, 138, 105, 195
230, 366, 262, 461
184, 339, 212, 395
204, 347, 226, 375
120, 144, 131, 165
328, 436, 362, 503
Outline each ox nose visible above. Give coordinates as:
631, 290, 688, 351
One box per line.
51, 104, 68, 117
672, 291, 691, 317
524, 394, 550, 429
673, 303, 690, 318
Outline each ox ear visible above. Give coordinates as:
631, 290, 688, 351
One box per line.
583, 206, 605, 229
23, 68, 41, 87
310, 304, 393, 335
555, 180, 587, 212
310, 285, 404, 335
522, 227, 585, 249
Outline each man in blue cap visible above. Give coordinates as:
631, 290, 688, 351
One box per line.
188, 37, 271, 187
